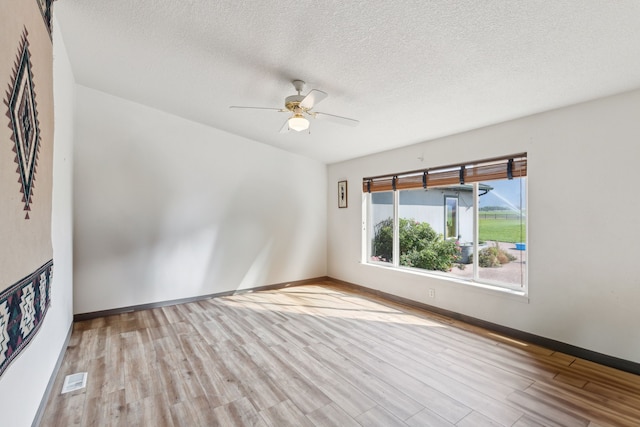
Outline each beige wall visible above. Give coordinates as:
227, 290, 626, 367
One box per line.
0, 17, 75, 427
0, 0, 54, 284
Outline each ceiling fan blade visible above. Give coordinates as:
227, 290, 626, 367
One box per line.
313, 111, 359, 127
300, 89, 328, 109
229, 106, 285, 112
279, 118, 290, 133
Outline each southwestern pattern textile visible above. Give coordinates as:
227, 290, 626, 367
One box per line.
0, 260, 52, 377
5, 29, 41, 219
36, 0, 53, 37
1, 0, 55, 378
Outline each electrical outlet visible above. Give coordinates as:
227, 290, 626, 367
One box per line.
428, 289, 435, 298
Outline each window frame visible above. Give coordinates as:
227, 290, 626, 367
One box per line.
363, 154, 527, 293
444, 195, 459, 240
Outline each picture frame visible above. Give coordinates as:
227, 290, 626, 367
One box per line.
338, 180, 348, 208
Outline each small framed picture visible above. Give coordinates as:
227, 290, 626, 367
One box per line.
338, 180, 348, 208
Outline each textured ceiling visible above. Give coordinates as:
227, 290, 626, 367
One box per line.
55, 0, 640, 164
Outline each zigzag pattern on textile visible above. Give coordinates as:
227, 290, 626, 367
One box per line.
4, 28, 41, 219
0, 260, 53, 378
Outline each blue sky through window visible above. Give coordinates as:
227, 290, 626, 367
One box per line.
479, 178, 525, 212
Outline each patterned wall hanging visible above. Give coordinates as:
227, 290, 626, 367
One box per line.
0, 261, 52, 377
0, 0, 55, 379
36, 0, 54, 38
5, 29, 41, 219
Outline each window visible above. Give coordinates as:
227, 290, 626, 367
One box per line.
477, 177, 526, 287
444, 196, 458, 239
369, 191, 394, 264
364, 154, 527, 290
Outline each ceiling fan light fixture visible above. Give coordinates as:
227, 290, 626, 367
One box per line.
288, 114, 309, 132
231, 80, 358, 132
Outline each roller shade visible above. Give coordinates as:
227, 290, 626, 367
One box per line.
363, 153, 527, 193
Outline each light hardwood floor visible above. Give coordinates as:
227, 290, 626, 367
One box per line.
41, 282, 640, 426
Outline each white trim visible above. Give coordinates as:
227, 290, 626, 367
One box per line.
392, 191, 400, 268
361, 261, 529, 303
473, 182, 480, 278
361, 192, 368, 263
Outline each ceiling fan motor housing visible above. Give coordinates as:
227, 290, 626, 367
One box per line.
285, 94, 306, 113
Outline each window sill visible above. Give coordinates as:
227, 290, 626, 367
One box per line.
362, 261, 529, 303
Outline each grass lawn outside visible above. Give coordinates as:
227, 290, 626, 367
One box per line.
479, 218, 526, 243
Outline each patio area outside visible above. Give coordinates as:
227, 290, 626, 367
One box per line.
449, 240, 526, 286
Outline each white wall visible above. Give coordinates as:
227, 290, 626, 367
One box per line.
73, 86, 327, 314
0, 20, 75, 427
328, 89, 640, 364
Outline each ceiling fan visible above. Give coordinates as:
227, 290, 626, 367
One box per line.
230, 80, 359, 133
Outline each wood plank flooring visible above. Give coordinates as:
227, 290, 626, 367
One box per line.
40, 282, 640, 426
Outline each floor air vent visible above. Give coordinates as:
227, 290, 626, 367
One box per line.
61, 372, 87, 394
